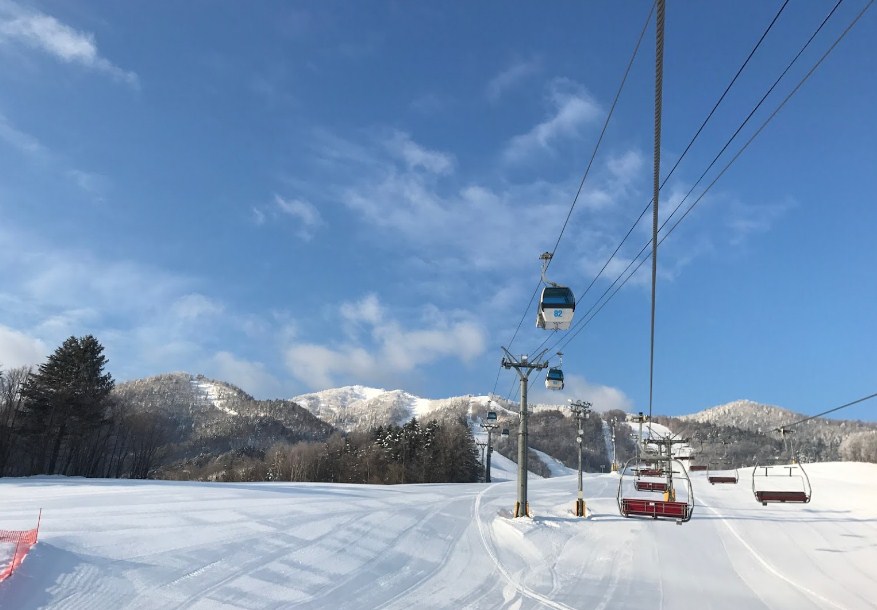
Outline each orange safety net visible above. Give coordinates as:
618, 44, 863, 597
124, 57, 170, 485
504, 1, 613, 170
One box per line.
0, 511, 41, 582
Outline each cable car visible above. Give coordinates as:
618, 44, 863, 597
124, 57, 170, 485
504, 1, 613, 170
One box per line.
536, 252, 576, 331
537, 286, 576, 331
545, 367, 564, 391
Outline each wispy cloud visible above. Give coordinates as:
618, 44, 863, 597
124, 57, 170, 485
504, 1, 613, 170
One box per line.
0, 324, 47, 368
0, 1, 138, 87
486, 58, 540, 102
0, 111, 47, 158
409, 92, 448, 116
384, 130, 454, 174
725, 197, 795, 246
503, 78, 601, 163
274, 195, 324, 240
210, 351, 282, 398
285, 294, 486, 390
529, 373, 633, 412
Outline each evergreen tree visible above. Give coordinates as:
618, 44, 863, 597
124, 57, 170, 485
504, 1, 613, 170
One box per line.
21, 335, 115, 474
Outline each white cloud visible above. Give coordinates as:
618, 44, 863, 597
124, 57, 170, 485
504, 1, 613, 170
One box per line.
66, 169, 109, 197
529, 373, 633, 412
486, 58, 540, 102
334, 132, 573, 272
171, 294, 224, 320
0, 111, 46, 158
341, 293, 383, 327
725, 197, 795, 246
503, 78, 601, 163
0, 324, 47, 368
410, 92, 447, 116
0, 1, 138, 87
608, 150, 644, 185
210, 351, 282, 399
274, 194, 324, 240
284, 295, 487, 390
384, 130, 454, 174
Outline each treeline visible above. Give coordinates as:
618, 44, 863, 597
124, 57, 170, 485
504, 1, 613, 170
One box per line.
158, 417, 480, 484
1, 335, 481, 485
492, 408, 636, 474
0, 336, 166, 479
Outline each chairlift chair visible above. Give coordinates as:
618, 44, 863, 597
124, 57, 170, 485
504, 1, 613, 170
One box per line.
618, 456, 694, 523
706, 460, 739, 485
752, 462, 812, 505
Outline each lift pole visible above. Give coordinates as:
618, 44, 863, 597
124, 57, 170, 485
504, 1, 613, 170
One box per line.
475, 440, 487, 482
569, 399, 592, 517
480, 414, 499, 483
501, 347, 548, 517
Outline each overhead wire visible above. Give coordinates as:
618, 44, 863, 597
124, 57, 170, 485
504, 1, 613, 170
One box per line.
524, 0, 792, 361
492, 0, 656, 397
648, 0, 666, 422
779, 391, 877, 429
544, 0, 857, 357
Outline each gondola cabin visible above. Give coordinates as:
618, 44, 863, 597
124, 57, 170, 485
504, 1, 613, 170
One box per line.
537, 286, 575, 331
545, 367, 564, 391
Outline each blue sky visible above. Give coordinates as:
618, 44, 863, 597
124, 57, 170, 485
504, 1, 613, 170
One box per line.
1, 1, 875, 420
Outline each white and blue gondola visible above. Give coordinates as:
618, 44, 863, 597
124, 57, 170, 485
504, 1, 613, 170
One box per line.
537, 286, 575, 331
545, 367, 564, 391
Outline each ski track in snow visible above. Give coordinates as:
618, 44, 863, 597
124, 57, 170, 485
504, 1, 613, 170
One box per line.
1, 463, 876, 609
699, 499, 845, 610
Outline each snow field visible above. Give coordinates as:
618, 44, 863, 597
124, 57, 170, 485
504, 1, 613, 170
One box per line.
0, 462, 874, 609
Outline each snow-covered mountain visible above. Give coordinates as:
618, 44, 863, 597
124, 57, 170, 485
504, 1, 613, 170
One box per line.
117, 372, 255, 417
291, 386, 488, 430
678, 399, 801, 430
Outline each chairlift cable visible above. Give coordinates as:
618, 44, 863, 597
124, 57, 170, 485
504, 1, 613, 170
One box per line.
525, 0, 795, 361
543, 0, 862, 356
648, 0, 666, 423
499, 1, 654, 366
559, 0, 792, 327
781, 391, 877, 429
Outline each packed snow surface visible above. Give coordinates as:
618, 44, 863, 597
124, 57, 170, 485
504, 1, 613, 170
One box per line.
2, 463, 876, 609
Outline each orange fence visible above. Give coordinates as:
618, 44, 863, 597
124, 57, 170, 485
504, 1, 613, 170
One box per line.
0, 510, 41, 582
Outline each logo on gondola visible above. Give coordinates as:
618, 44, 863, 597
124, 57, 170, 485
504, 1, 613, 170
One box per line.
553, 309, 563, 318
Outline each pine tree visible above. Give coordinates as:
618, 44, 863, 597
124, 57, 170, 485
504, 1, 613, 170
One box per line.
21, 335, 115, 474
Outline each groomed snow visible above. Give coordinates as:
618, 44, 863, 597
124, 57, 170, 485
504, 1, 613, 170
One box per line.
2, 463, 875, 609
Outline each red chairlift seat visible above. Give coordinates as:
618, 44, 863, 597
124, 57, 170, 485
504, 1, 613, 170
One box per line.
618, 456, 694, 523
635, 480, 668, 492
708, 475, 739, 484
754, 490, 810, 505
637, 468, 663, 477
752, 463, 812, 506
706, 462, 739, 485
689, 465, 708, 472
620, 498, 692, 521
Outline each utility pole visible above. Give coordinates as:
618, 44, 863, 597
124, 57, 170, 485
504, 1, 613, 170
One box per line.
569, 399, 592, 517
611, 421, 618, 472
475, 440, 487, 482
630, 411, 649, 461
481, 409, 500, 483
501, 347, 548, 518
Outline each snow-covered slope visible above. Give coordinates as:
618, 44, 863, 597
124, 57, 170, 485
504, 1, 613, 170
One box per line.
291, 386, 484, 430
679, 399, 800, 429
2, 462, 875, 609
